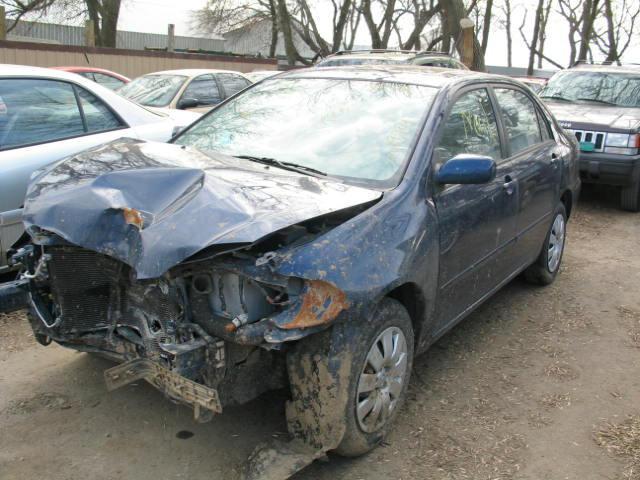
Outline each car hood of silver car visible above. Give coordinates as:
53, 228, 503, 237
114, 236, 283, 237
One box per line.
22, 138, 382, 279
545, 101, 640, 132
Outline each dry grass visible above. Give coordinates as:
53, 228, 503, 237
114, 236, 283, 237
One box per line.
540, 393, 571, 409
544, 362, 578, 381
617, 306, 640, 349
595, 415, 640, 479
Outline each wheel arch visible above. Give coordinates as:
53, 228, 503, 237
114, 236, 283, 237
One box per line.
385, 282, 427, 350
561, 189, 573, 218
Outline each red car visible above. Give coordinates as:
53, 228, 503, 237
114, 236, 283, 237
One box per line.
52, 66, 130, 90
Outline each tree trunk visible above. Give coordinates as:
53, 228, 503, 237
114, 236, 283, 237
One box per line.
480, 0, 493, 55
98, 0, 120, 48
577, 0, 600, 61
331, 0, 352, 53
504, 0, 512, 67
603, 0, 618, 62
527, 0, 544, 76
536, 0, 551, 68
276, 0, 298, 65
440, 0, 485, 71
268, 0, 278, 58
361, 0, 383, 48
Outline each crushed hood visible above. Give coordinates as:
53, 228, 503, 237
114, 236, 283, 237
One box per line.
23, 139, 381, 279
546, 101, 640, 132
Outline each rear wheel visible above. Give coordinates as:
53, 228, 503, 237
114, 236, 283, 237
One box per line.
334, 298, 414, 457
524, 203, 567, 286
621, 180, 640, 212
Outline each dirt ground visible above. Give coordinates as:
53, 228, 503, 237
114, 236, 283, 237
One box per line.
1, 185, 639, 480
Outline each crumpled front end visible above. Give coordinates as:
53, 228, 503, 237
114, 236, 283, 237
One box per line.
11, 230, 353, 421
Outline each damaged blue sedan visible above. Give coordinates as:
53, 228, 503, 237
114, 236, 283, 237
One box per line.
0, 66, 579, 476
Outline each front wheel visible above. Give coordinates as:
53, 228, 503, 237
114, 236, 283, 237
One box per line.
523, 203, 567, 286
334, 298, 414, 457
621, 180, 640, 212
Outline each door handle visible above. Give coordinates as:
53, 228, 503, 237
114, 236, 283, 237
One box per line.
503, 175, 515, 195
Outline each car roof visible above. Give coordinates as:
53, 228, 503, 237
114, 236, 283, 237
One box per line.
144, 68, 248, 77
52, 66, 130, 81
569, 63, 640, 75
277, 64, 507, 88
0, 63, 98, 81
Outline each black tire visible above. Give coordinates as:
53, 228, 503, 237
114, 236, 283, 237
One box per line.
333, 298, 414, 457
621, 180, 640, 212
524, 203, 567, 286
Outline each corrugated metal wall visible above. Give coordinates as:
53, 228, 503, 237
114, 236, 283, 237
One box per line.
223, 20, 315, 59
5, 20, 225, 52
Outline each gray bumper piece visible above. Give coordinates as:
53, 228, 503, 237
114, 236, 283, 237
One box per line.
0, 279, 30, 314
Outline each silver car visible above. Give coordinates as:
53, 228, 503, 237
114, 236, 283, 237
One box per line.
0, 64, 201, 272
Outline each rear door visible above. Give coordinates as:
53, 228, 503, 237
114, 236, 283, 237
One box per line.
492, 86, 561, 266
432, 86, 519, 332
179, 74, 223, 113
216, 73, 251, 99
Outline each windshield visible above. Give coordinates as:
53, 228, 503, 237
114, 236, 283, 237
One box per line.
317, 57, 407, 67
174, 78, 437, 188
118, 74, 187, 107
540, 71, 640, 107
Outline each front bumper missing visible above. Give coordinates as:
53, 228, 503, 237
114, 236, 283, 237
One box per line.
104, 358, 222, 421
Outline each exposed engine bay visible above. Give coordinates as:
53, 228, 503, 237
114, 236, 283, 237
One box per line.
14, 230, 353, 421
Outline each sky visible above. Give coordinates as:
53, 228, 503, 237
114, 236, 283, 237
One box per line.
32, 0, 640, 70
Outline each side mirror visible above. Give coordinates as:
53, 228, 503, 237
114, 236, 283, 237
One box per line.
177, 98, 199, 110
435, 154, 497, 185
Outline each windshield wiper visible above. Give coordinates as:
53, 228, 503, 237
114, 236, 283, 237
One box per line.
575, 97, 616, 105
540, 95, 573, 102
235, 155, 327, 176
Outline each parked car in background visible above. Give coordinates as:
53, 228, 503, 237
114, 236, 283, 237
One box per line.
244, 70, 282, 82
316, 49, 469, 69
53, 66, 130, 90
118, 69, 252, 113
513, 76, 547, 93
0, 65, 578, 477
540, 63, 640, 211
0, 64, 200, 273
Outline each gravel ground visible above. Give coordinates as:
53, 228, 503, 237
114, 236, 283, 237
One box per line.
1, 185, 639, 480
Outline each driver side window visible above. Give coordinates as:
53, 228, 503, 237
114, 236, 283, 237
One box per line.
435, 88, 501, 167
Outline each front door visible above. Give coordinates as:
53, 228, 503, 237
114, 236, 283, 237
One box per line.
431, 87, 518, 332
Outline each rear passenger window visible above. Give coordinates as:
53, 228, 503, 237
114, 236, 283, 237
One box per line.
93, 72, 126, 90
0, 79, 85, 149
494, 88, 543, 155
181, 74, 222, 106
435, 88, 501, 165
217, 73, 250, 97
77, 87, 123, 132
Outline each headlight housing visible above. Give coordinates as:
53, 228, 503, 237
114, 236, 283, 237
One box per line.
604, 133, 640, 155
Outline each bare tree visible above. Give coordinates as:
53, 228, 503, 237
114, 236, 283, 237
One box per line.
536, 0, 551, 68
593, 0, 640, 63
496, 0, 513, 67
441, 0, 485, 70
1, 0, 122, 47
480, 0, 492, 56
577, 0, 602, 61
556, 0, 581, 65
518, 3, 562, 73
